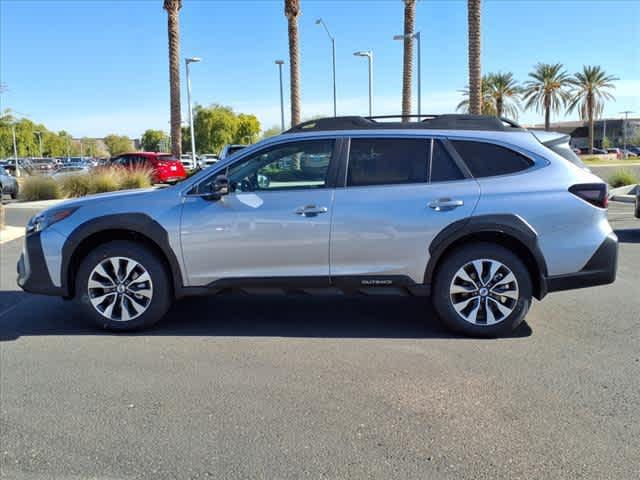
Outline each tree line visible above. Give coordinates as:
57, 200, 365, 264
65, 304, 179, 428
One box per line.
0, 110, 135, 158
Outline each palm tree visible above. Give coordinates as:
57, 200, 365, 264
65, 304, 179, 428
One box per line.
567, 65, 618, 154
284, 0, 301, 127
458, 73, 521, 118
164, 0, 182, 158
486, 72, 521, 119
456, 76, 495, 116
467, 0, 482, 115
523, 63, 571, 131
401, 0, 416, 121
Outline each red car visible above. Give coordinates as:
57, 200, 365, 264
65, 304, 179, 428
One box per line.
111, 152, 187, 184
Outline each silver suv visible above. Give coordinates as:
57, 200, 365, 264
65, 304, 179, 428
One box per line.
17, 115, 618, 337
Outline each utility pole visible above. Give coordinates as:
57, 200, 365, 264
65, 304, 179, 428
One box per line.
620, 111, 634, 159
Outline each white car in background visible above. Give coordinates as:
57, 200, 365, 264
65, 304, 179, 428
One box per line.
180, 154, 198, 170
200, 154, 219, 168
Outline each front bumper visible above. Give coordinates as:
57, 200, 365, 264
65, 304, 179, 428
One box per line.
545, 232, 618, 293
17, 232, 67, 297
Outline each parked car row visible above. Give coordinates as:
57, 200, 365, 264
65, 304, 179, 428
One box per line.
573, 146, 640, 158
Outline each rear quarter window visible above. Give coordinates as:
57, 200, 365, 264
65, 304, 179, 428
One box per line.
450, 140, 533, 178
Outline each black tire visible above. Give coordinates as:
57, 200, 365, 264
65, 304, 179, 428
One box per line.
74, 240, 172, 331
10, 186, 18, 199
635, 195, 640, 219
432, 242, 532, 338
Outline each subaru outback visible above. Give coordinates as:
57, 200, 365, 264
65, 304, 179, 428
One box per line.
17, 115, 618, 337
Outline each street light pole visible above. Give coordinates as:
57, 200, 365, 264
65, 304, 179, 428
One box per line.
35, 131, 43, 157
393, 31, 421, 119
185, 57, 202, 166
316, 18, 337, 117
275, 60, 285, 131
620, 110, 634, 159
11, 124, 19, 176
353, 50, 373, 116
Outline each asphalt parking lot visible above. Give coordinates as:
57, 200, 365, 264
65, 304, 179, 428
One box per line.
1, 202, 639, 479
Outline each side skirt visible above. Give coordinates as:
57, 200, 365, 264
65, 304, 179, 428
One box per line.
176, 275, 431, 298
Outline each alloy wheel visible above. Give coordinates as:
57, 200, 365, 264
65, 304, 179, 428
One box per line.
87, 256, 153, 321
449, 258, 519, 326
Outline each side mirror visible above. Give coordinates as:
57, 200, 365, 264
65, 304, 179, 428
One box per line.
202, 175, 229, 201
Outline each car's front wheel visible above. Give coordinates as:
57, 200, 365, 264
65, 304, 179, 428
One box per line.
432, 243, 532, 337
74, 241, 172, 331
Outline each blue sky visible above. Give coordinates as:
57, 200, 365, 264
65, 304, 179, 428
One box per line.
1, 0, 638, 137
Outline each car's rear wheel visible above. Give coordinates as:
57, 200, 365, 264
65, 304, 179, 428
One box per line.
432, 243, 532, 337
74, 241, 172, 331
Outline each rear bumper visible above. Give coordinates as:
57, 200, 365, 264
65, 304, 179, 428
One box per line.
545, 232, 618, 294
17, 232, 67, 297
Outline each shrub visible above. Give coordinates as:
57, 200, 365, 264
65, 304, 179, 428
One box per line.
609, 169, 639, 188
117, 166, 153, 190
19, 176, 61, 201
88, 170, 119, 194
59, 174, 92, 197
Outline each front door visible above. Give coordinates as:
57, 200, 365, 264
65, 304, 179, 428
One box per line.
180, 139, 337, 286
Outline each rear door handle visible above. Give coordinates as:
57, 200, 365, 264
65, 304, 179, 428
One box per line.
428, 198, 464, 212
294, 205, 328, 217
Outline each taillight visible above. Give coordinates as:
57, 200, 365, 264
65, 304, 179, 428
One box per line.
569, 183, 608, 209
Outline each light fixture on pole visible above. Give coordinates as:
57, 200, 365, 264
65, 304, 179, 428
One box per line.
275, 60, 285, 131
393, 31, 421, 119
185, 57, 202, 166
620, 110, 634, 159
353, 50, 373, 116
315, 18, 337, 117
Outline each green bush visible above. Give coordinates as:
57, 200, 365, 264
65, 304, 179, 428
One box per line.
609, 169, 639, 188
88, 170, 119, 194
59, 174, 91, 197
117, 166, 153, 190
19, 176, 61, 201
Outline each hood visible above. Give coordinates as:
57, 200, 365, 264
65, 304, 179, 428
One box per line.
48, 187, 162, 211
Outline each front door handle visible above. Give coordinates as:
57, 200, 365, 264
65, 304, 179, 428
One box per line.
428, 198, 464, 212
294, 205, 328, 217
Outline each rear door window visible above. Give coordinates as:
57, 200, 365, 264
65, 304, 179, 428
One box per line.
450, 140, 533, 178
430, 140, 464, 182
347, 138, 428, 187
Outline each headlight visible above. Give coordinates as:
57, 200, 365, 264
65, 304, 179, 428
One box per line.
26, 207, 79, 235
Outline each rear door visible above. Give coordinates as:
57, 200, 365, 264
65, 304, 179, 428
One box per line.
330, 136, 480, 284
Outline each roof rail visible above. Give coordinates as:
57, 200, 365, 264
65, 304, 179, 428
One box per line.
285, 114, 525, 133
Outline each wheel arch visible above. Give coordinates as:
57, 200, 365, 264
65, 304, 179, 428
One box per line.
62, 214, 183, 299
425, 215, 549, 300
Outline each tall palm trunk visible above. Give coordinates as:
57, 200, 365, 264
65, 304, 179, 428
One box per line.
467, 0, 482, 115
285, 0, 301, 127
544, 94, 551, 131
401, 0, 415, 121
587, 92, 594, 154
496, 98, 503, 117
164, 0, 182, 158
